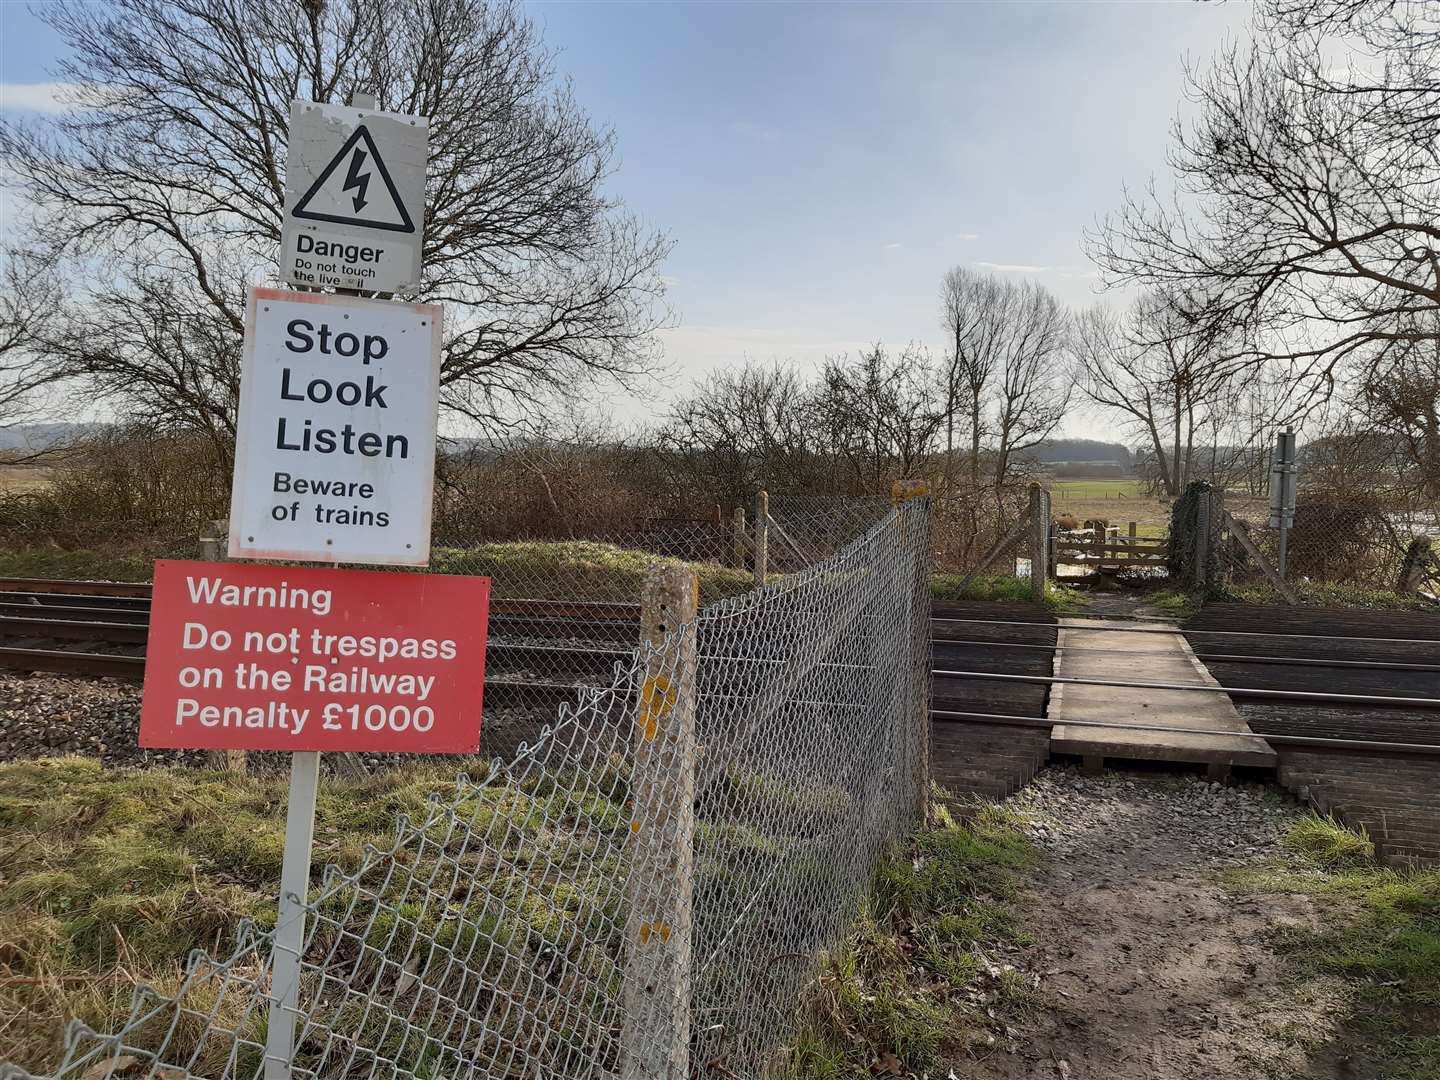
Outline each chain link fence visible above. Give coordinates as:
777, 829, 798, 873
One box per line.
2, 496, 932, 1080
1173, 483, 1440, 606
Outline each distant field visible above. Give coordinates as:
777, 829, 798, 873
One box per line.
1047, 479, 1145, 500
0, 464, 55, 493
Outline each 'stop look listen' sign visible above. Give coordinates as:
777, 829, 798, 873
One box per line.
227, 287, 442, 565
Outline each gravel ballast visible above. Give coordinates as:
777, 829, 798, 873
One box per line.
0, 672, 575, 775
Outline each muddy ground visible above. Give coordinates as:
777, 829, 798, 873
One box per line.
955, 770, 1368, 1080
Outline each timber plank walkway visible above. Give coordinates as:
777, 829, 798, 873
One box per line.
1048, 617, 1278, 777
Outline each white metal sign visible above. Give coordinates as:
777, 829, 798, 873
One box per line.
281, 100, 428, 293
228, 288, 442, 565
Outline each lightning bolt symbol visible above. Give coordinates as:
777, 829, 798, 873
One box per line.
343, 148, 370, 213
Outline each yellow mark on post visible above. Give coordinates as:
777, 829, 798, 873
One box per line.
637, 921, 672, 945
630, 819, 641, 834
638, 674, 676, 740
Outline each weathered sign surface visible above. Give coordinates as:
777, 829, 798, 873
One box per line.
281, 100, 428, 293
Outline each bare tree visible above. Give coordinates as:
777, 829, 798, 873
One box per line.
1088, 0, 1440, 397
0, 0, 672, 439
1073, 290, 1250, 496
1357, 326, 1440, 500
816, 345, 944, 492
939, 268, 1000, 486
0, 249, 65, 435
938, 269, 1074, 494
986, 285, 1072, 499
655, 362, 824, 510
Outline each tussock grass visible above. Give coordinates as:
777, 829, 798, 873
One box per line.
1283, 814, 1376, 868
931, 573, 1087, 615
0, 754, 619, 1073
1224, 814, 1440, 1079
0, 540, 759, 603
775, 800, 1038, 1078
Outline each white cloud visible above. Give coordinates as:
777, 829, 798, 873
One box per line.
955, 232, 980, 240
974, 260, 1050, 273
0, 81, 89, 113
884, 242, 902, 250
730, 119, 780, 145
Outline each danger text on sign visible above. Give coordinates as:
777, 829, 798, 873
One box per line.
281, 100, 428, 293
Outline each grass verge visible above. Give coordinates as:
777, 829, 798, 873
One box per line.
931, 573, 1087, 615
0, 541, 760, 603
1224, 815, 1440, 1079
0, 754, 628, 1073
1222, 580, 1437, 611
1147, 588, 1199, 618
777, 800, 1039, 1079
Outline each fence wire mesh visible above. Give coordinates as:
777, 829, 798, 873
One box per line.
1174, 486, 1440, 604
3, 497, 932, 1080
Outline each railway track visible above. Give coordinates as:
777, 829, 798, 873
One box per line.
3, 579, 1436, 864
0, 578, 642, 691
929, 599, 1440, 867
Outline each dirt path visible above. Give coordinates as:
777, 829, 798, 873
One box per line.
954, 768, 1353, 1080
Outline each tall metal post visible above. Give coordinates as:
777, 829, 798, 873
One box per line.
1194, 489, 1211, 591
1268, 429, 1298, 579
264, 750, 321, 1080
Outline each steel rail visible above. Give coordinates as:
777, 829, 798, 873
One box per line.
0, 577, 153, 598
0, 645, 145, 678
932, 668, 1440, 708
0, 601, 151, 623
929, 637, 1440, 673
929, 708, 1440, 756
933, 616, 1440, 646
0, 615, 149, 644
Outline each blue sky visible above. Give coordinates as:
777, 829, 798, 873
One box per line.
1, 0, 1253, 439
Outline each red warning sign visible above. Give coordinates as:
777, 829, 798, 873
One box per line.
139, 560, 488, 754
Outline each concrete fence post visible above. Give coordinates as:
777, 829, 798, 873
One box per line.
1028, 484, 1048, 602
753, 490, 769, 589
1193, 490, 1211, 592
731, 506, 747, 570
622, 564, 697, 1080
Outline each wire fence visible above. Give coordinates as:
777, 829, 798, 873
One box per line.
2, 496, 933, 1080
1173, 485, 1440, 605
930, 484, 1032, 576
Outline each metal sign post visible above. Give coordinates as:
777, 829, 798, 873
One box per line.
265, 750, 320, 1080
1267, 429, 1298, 578
139, 562, 490, 1078
137, 94, 450, 1080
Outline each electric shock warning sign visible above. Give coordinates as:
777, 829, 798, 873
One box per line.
227, 287, 442, 565
280, 100, 428, 293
